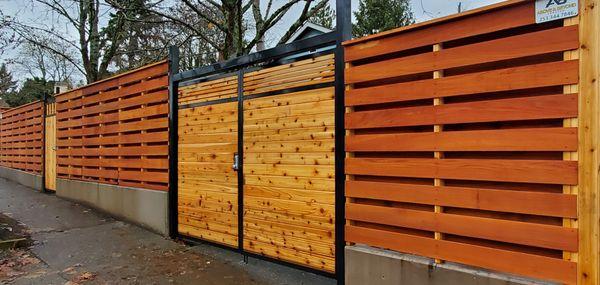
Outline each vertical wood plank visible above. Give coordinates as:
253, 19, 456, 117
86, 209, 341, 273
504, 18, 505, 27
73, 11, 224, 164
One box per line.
578, 0, 600, 284
563, 16, 580, 264
345, 62, 355, 245
433, 43, 445, 264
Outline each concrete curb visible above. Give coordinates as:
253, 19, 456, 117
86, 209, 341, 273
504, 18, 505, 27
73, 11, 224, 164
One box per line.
0, 166, 43, 191
345, 245, 557, 285
55, 178, 169, 236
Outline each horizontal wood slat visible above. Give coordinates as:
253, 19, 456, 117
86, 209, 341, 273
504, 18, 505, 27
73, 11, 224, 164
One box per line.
346, 180, 577, 218
346, 157, 577, 185
346, 128, 577, 152
243, 55, 334, 96
346, 94, 577, 129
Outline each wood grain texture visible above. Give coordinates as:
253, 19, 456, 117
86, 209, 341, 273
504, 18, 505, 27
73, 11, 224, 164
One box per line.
243, 55, 334, 96
45, 114, 57, 191
243, 88, 336, 272
577, 0, 600, 283
178, 101, 238, 247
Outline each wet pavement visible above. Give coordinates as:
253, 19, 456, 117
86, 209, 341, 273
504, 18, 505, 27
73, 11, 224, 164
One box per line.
0, 178, 336, 285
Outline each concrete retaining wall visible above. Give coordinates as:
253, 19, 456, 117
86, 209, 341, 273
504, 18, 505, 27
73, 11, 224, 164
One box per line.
345, 245, 556, 285
0, 166, 43, 191
56, 178, 169, 236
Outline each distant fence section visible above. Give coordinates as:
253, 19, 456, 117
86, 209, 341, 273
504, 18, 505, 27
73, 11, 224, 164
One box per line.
55, 61, 170, 191
344, 1, 579, 284
0, 101, 44, 173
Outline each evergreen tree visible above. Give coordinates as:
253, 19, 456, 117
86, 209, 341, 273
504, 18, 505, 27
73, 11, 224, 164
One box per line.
0, 63, 17, 98
309, 2, 335, 29
4, 77, 52, 107
353, 0, 415, 37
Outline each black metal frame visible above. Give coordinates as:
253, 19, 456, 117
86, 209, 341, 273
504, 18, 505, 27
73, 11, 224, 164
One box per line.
236, 69, 244, 253
41, 93, 48, 193
168, 46, 180, 237
334, 1, 352, 283
167, 2, 351, 282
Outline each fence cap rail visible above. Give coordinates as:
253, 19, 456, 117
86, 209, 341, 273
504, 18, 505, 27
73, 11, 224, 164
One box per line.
343, 0, 530, 47
173, 31, 337, 82
1, 100, 43, 115
54, 60, 168, 100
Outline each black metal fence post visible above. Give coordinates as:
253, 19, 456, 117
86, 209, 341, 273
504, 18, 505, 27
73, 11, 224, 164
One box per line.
237, 69, 245, 254
335, 0, 352, 283
168, 46, 180, 238
41, 92, 48, 193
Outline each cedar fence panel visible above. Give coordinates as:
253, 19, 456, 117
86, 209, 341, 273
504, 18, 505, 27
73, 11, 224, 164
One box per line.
55, 61, 169, 191
177, 75, 240, 247
242, 54, 336, 272
0, 101, 44, 173
344, 1, 581, 284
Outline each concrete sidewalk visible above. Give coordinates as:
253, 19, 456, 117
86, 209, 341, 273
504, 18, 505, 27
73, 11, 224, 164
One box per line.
0, 178, 336, 285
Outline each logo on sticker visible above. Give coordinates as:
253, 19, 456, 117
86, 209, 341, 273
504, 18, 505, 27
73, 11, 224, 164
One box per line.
535, 0, 578, 23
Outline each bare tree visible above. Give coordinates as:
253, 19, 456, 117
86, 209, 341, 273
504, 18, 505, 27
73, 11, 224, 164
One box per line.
110, 0, 329, 59
1, 0, 129, 83
9, 41, 76, 84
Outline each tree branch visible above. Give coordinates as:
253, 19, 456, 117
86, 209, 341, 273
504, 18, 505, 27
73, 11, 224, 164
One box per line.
181, 0, 225, 31
278, 0, 328, 44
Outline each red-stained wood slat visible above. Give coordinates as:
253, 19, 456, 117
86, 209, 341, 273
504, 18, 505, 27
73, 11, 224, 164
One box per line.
346, 157, 578, 185
345, 60, 578, 106
346, 128, 577, 152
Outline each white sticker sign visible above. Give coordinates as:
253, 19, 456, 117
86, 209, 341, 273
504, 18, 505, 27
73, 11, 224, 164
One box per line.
535, 0, 579, 23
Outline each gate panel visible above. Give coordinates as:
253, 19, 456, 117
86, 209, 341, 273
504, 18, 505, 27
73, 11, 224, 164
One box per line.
45, 102, 57, 191
177, 76, 239, 247
242, 55, 336, 272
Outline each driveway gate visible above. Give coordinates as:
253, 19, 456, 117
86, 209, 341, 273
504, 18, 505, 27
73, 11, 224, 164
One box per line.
168, 32, 343, 275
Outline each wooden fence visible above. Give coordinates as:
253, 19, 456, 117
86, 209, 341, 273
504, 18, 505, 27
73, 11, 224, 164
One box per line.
55, 61, 170, 191
0, 101, 44, 173
343, 1, 590, 284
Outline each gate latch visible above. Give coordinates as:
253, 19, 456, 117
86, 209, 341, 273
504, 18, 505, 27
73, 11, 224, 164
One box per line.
232, 153, 239, 171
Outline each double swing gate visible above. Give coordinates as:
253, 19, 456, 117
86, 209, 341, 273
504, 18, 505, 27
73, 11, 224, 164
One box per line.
169, 33, 341, 274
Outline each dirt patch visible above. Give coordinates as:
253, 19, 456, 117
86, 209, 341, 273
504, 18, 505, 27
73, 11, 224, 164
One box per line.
0, 213, 32, 249
0, 213, 38, 283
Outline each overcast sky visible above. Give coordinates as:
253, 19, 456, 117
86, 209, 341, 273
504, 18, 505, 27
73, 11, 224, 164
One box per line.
0, 0, 504, 81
